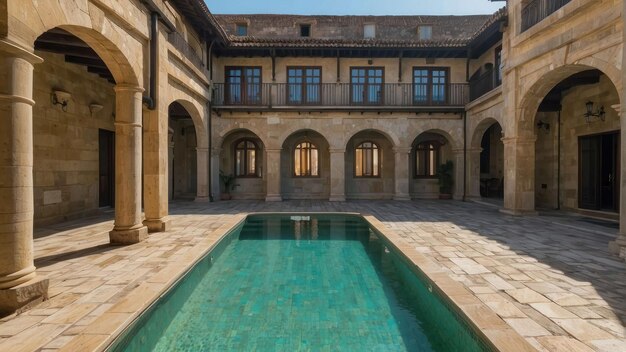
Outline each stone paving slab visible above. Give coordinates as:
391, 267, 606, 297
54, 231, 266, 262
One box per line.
0, 200, 624, 351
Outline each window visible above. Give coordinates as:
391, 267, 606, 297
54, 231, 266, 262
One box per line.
415, 142, 440, 177
495, 46, 502, 86
355, 142, 380, 177
351, 67, 384, 105
364, 24, 376, 39
294, 142, 319, 177
235, 139, 258, 177
236, 23, 247, 36
225, 67, 262, 105
287, 67, 321, 104
418, 25, 432, 40
300, 24, 311, 37
413, 67, 449, 105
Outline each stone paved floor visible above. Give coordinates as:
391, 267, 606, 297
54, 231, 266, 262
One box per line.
0, 200, 625, 351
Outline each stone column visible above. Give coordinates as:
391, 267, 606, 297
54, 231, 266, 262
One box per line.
452, 149, 465, 200
210, 147, 221, 200
609, 104, 626, 258
329, 148, 346, 201
167, 128, 174, 201
195, 147, 210, 201
142, 105, 171, 232
501, 136, 537, 215
0, 40, 48, 315
466, 148, 483, 199
265, 148, 282, 201
393, 147, 411, 201
110, 85, 148, 244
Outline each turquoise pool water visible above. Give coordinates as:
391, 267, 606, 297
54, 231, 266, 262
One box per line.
111, 214, 490, 352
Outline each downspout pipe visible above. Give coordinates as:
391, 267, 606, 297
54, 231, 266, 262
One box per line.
463, 111, 467, 201
143, 11, 158, 110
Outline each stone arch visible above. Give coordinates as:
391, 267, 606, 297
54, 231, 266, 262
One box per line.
470, 117, 501, 149
216, 128, 266, 200
468, 118, 504, 200
215, 126, 267, 152
277, 127, 331, 150
281, 129, 331, 200
409, 130, 457, 199
413, 128, 460, 151
342, 128, 398, 151
168, 98, 207, 148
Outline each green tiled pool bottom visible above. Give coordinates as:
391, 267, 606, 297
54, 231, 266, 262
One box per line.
111, 214, 491, 352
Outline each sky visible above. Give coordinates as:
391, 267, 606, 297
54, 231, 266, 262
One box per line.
205, 0, 505, 16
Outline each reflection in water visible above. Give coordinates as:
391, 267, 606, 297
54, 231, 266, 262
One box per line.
293, 217, 318, 245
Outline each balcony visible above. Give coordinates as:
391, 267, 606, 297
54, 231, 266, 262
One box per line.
469, 68, 501, 102
168, 31, 206, 73
212, 83, 468, 111
521, 0, 571, 32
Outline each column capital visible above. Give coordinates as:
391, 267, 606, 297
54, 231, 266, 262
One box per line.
114, 84, 144, 93
266, 148, 282, 153
393, 147, 411, 154
501, 136, 536, 145
196, 147, 209, 152
329, 148, 345, 154
0, 39, 42, 64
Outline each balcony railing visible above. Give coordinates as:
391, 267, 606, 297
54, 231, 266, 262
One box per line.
168, 31, 206, 72
213, 83, 468, 108
521, 0, 571, 32
469, 69, 501, 102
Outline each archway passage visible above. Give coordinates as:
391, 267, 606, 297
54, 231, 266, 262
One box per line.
281, 130, 330, 200
219, 129, 266, 200
345, 130, 395, 200
168, 102, 198, 201
409, 131, 453, 199
532, 69, 621, 215
479, 123, 504, 199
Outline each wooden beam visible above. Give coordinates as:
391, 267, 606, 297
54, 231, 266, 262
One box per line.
65, 55, 108, 69
35, 42, 100, 59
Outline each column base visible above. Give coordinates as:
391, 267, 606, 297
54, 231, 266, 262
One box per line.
109, 225, 148, 244
329, 195, 346, 202
194, 196, 210, 202
608, 236, 626, 260
143, 217, 171, 233
0, 276, 49, 317
393, 194, 411, 201
265, 194, 282, 202
499, 208, 539, 216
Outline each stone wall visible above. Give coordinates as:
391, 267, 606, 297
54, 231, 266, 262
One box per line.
32, 52, 116, 225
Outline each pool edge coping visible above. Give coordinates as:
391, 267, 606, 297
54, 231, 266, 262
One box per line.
58, 211, 537, 352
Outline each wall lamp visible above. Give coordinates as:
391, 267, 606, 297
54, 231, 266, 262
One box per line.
584, 101, 605, 123
51, 90, 71, 112
536, 120, 550, 132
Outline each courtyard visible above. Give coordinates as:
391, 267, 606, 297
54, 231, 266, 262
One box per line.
0, 200, 624, 351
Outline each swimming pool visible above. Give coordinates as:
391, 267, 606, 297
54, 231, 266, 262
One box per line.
109, 214, 492, 351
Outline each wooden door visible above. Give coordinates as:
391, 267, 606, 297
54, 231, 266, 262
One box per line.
579, 132, 619, 212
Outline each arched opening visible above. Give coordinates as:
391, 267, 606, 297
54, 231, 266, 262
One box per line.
168, 102, 197, 201
409, 131, 453, 199
31, 27, 122, 227
471, 120, 504, 201
345, 130, 394, 199
531, 69, 620, 215
281, 130, 330, 200
219, 129, 265, 200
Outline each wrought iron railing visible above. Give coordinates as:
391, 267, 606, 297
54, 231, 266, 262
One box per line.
167, 32, 206, 72
521, 0, 571, 32
469, 69, 501, 101
213, 83, 469, 108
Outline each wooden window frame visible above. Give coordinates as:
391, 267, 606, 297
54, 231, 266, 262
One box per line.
350, 67, 385, 105
293, 141, 320, 177
225, 66, 262, 105
234, 138, 260, 178
355, 141, 381, 178
414, 141, 441, 178
286, 66, 322, 105
412, 67, 450, 105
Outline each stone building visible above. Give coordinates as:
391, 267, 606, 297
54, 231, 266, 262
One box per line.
1, 0, 625, 314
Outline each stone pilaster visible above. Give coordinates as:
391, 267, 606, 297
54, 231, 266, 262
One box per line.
393, 147, 411, 201
466, 148, 483, 199
210, 147, 221, 200
0, 40, 49, 315
142, 105, 170, 233
265, 148, 282, 201
195, 147, 210, 201
452, 148, 465, 200
610, 70, 626, 258
501, 136, 538, 215
329, 148, 346, 201
109, 85, 148, 244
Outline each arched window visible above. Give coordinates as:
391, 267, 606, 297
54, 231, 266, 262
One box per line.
415, 141, 440, 177
235, 139, 258, 177
294, 142, 319, 176
355, 142, 380, 177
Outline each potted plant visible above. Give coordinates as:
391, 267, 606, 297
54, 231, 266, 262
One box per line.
219, 170, 237, 200
436, 160, 454, 199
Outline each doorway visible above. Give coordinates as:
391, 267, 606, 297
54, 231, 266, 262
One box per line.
579, 131, 619, 212
99, 129, 115, 207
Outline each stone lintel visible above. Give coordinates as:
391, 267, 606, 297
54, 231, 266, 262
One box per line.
0, 276, 49, 317
109, 226, 148, 244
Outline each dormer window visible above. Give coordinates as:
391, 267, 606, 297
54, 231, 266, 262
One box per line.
236, 23, 248, 36
418, 25, 432, 40
364, 24, 376, 39
300, 24, 311, 37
